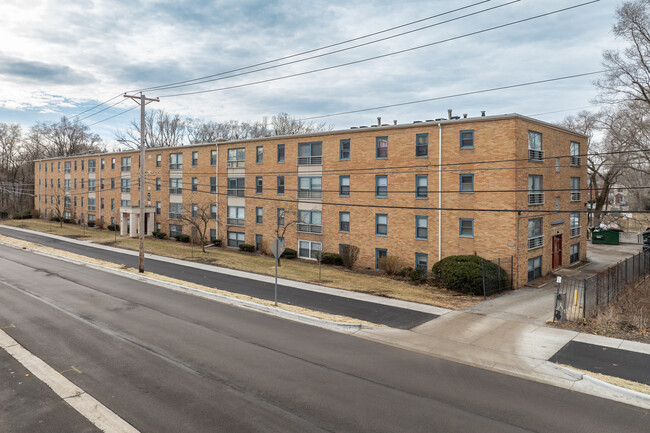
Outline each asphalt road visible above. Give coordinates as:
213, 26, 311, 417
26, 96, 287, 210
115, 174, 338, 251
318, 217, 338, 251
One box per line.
0, 246, 647, 432
0, 227, 435, 329
551, 341, 650, 385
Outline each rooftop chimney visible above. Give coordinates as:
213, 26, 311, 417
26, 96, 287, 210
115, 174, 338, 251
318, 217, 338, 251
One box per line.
481, 111, 486, 117
463, 113, 468, 118
377, 117, 381, 126
393, 120, 397, 125
447, 109, 453, 120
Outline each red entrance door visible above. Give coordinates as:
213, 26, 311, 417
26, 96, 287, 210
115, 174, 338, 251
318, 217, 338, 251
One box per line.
552, 235, 562, 269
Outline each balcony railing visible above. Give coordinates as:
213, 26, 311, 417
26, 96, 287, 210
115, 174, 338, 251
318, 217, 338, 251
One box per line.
570, 226, 581, 238
227, 217, 245, 226
169, 187, 183, 195
570, 156, 581, 166
298, 189, 322, 199
121, 165, 131, 172
227, 160, 245, 168
64, 168, 71, 174
528, 193, 544, 205
169, 212, 182, 220
528, 235, 544, 250
528, 149, 543, 162
120, 187, 130, 193
570, 192, 581, 202
297, 155, 322, 166
227, 188, 245, 197
297, 223, 323, 234
88, 206, 96, 211
88, 167, 96, 173
169, 163, 183, 170
88, 186, 96, 192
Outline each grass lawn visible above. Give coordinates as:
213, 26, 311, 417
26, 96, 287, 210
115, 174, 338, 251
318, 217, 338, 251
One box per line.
2, 219, 482, 310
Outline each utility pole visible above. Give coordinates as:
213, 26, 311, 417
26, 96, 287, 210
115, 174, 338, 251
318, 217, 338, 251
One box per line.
123, 92, 159, 273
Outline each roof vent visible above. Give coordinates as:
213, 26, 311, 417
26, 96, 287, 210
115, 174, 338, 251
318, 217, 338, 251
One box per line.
350, 126, 358, 129
435, 118, 445, 121
381, 124, 389, 127
481, 111, 486, 117
448, 109, 453, 119
463, 113, 468, 118
377, 116, 381, 126
426, 119, 434, 122
393, 120, 397, 125
451, 116, 460, 120
413, 120, 423, 123
359, 125, 368, 128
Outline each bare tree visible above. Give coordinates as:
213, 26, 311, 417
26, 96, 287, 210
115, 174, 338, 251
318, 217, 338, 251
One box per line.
596, 0, 650, 107
179, 202, 214, 253
115, 109, 186, 149
274, 208, 300, 266
271, 112, 331, 136
30, 116, 104, 157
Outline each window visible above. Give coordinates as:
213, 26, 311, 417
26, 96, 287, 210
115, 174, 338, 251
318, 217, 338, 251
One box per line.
210, 177, 217, 193
416, 216, 428, 240
298, 176, 322, 199
459, 218, 474, 237
88, 214, 95, 223
88, 198, 96, 211
298, 141, 322, 165
415, 253, 428, 272
227, 206, 245, 226
64, 179, 70, 191
191, 151, 198, 167
155, 178, 161, 191
100, 198, 104, 210
210, 150, 217, 166
416, 175, 428, 198
227, 148, 245, 168
156, 201, 161, 215
88, 179, 96, 192
169, 178, 182, 195
58, 162, 61, 172
256, 207, 263, 224
227, 231, 245, 248
210, 229, 217, 242
528, 131, 543, 161
571, 177, 581, 201
340, 139, 351, 160
110, 158, 115, 170
64, 161, 71, 173
155, 223, 161, 232
58, 179, 61, 189
228, 177, 245, 196
277, 176, 285, 195
170, 224, 183, 238
256, 146, 263, 164
277, 208, 285, 226
376, 175, 388, 197
277, 144, 285, 163
460, 174, 474, 192
528, 256, 542, 282
120, 178, 130, 193
528, 218, 543, 249
64, 196, 71, 209
376, 136, 388, 158
210, 205, 217, 220
255, 234, 263, 252
170, 153, 183, 170
191, 203, 198, 218
121, 199, 131, 207
80, 178, 84, 189
375, 249, 388, 270
169, 203, 182, 220
298, 210, 322, 233
460, 130, 474, 149
81, 161, 84, 171
100, 179, 105, 190
376, 214, 388, 235
101, 159, 104, 170
88, 159, 96, 173
256, 176, 263, 194
81, 197, 84, 208
339, 176, 350, 196
298, 240, 322, 259
74, 179, 78, 189
528, 175, 543, 205
570, 142, 580, 166
156, 154, 161, 168
121, 157, 131, 172
111, 198, 114, 210
570, 243, 580, 264
192, 177, 198, 192
339, 212, 350, 232
570, 212, 580, 237
416, 133, 428, 157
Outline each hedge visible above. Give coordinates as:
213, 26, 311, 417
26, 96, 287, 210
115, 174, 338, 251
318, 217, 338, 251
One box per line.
87, 221, 95, 228
281, 248, 297, 259
431, 255, 509, 295
152, 231, 167, 239
107, 224, 120, 231
239, 243, 255, 253
319, 253, 343, 266
174, 234, 190, 243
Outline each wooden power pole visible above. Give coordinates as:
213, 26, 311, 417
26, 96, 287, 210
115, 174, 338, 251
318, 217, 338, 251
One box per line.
123, 92, 159, 273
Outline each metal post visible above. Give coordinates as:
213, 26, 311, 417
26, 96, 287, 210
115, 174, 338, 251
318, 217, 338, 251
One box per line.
274, 255, 278, 306
481, 259, 486, 298
497, 258, 501, 292
138, 93, 145, 273
583, 278, 587, 320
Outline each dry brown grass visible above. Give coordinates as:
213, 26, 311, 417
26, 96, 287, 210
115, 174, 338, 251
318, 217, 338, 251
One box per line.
0, 220, 482, 310
560, 364, 650, 395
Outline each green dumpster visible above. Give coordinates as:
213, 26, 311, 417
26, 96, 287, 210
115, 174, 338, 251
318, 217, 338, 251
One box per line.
591, 230, 620, 245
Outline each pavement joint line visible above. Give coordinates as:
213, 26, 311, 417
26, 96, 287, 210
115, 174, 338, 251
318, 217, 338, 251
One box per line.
0, 329, 140, 433
0, 238, 379, 333
0, 225, 449, 316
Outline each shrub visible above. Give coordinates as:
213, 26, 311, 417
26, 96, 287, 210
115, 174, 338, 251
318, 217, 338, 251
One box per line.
174, 234, 190, 243
397, 267, 412, 277
431, 255, 509, 295
0, 211, 8, 219
213, 239, 222, 246
340, 245, 359, 269
63, 218, 72, 224
377, 256, 404, 275
320, 253, 343, 266
96, 219, 104, 230
408, 268, 428, 283
239, 243, 255, 253
152, 231, 166, 239
108, 224, 121, 231
14, 211, 32, 220
281, 248, 297, 259
87, 221, 96, 228
50, 216, 62, 222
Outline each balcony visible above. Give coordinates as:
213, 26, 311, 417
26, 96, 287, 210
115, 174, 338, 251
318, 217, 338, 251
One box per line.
169, 212, 182, 220
120, 187, 130, 193
570, 192, 581, 202
297, 223, 322, 234
121, 165, 131, 172
570, 156, 581, 167
528, 149, 543, 162
227, 218, 245, 226
169, 187, 183, 195
88, 186, 96, 192
298, 189, 322, 199
169, 163, 183, 170
227, 160, 245, 168
64, 168, 71, 174
528, 235, 543, 250
528, 193, 544, 205
570, 226, 581, 238
297, 155, 322, 166
88, 168, 96, 173
227, 188, 245, 197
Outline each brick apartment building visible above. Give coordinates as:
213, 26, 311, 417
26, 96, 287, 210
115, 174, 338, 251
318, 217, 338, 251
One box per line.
34, 113, 587, 288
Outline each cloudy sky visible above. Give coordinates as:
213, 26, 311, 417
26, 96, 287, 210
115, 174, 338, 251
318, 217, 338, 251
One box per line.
0, 0, 624, 147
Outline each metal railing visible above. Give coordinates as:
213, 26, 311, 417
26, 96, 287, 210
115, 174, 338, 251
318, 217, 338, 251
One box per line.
570, 156, 581, 166
570, 192, 581, 201
570, 226, 580, 238
227, 188, 245, 197
528, 193, 544, 205
481, 256, 513, 297
528, 149, 543, 161
298, 189, 322, 199
227, 218, 245, 226
121, 165, 131, 172
297, 223, 323, 234
120, 187, 130, 193
169, 163, 183, 170
227, 160, 245, 168
169, 212, 182, 220
169, 187, 183, 195
297, 155, 322, 165
528, 235, 543, 250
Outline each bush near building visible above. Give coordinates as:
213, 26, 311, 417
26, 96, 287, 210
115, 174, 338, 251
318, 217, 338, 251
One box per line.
431, 255, 509, 295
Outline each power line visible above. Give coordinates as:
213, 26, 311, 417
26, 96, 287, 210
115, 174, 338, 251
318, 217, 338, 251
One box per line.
88, 106, 139, 127
69, 94, 124, 120
78, 99, 128, 122
159, 1, 600, 99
